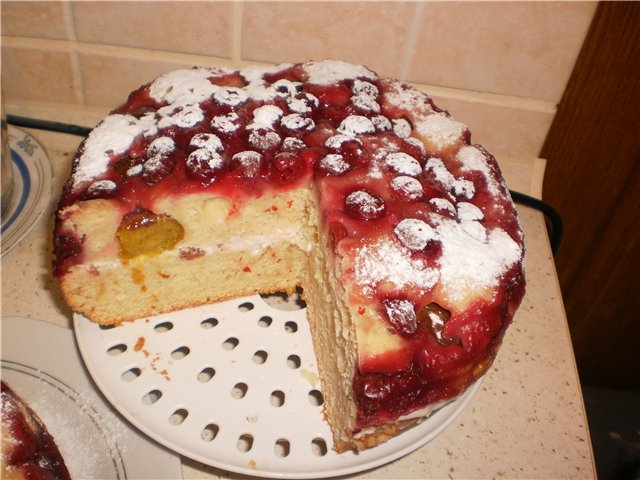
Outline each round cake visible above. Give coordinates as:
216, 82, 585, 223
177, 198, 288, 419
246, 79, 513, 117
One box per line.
53, 60, 525, 452
1, 381, 71, 480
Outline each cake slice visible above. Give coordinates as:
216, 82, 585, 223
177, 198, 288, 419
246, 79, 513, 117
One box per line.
1, 381, 71, 480
53, 60, 525, 451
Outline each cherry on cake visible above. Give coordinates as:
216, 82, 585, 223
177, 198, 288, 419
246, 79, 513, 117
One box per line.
1, 381, 71, 480
53, 60, 525, 452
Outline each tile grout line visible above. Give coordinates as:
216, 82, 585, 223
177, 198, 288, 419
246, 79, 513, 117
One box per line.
61, 0, 85, 105
232, 1, 244, 62
400, 1, 427, 82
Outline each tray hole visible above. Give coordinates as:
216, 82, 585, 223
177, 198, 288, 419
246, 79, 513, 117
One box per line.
238, 301, 254, 312
120, 367, 141, 382
260, 288, 307, 311
252, 350, 268, 365
270, 390, 285, 407
201, 423, 219, 442
287, 354, 301, 369
284, 321, 298, 333
200, 317, 218, 329
141, 389, 163, 406
236, 433, 254, 452
246, 413, 258, 423
170, 346, 190, 360
231, 382, 249, 399
197, 367, 216, 383
311, 437, 328, 456
274, 438, 290, 457
258, 316, 273, 328
153, 321, 173, 333
308, 389, 324, 407
222, 337, 239, 350
169, 408, 189, 426
107, 343, 127, 356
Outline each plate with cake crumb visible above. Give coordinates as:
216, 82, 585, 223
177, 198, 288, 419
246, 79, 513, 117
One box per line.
1, 316, 183, 479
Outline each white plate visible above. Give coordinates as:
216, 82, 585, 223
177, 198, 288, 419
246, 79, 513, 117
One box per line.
74, 294, 481, 479
1, 126, 53, 256
1, 316, 183, 479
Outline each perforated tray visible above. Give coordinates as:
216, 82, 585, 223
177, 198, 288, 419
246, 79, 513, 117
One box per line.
74, 293, 480, 478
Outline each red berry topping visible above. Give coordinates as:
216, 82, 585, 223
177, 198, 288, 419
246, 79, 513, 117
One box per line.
249, 128, 281, 151
393, 218, 438, 251
230, 151, 262, 178
345, 190, 385, 221
82, 180, 118, 200
142, 137, 176, 185
328, 221, 348, 249
383, 298, 417, 336
186, 149, 224, 183
390, 176, 424, 201
271, 152, 304, 184
317, 154, 351, 176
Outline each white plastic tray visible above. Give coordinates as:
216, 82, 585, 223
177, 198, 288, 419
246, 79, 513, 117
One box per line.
74, 293, 481, 478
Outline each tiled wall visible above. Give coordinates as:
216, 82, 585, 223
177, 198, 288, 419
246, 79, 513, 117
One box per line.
1, 1, 597, 160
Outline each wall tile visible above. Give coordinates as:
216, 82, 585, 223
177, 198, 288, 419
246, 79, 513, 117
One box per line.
1, 45, 77, 103
80, 53, 193, 107
72, 2, 233, 58
429, 93, 554, 159
1, 1, 70, 40
408, 2, 597, 102
242, 2, 416, 79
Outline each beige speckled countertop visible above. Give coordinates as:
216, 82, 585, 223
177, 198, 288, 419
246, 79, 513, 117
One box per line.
1, 103, 595, 479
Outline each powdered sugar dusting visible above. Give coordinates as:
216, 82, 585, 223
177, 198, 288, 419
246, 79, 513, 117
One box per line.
436, 218, 522, 302
157, 103, 204, 129
326, 134, 362, 149
392, 118, 412, 138
190, 133, 223, 152
394, 218, 438, 251
383, 298, 417, 335
416, 113, 466, 148
281, 113, 315, 131
338, 115, 376, 136
214, 87, 249, 107
345, 190, 385, 219
371, 115, 392, 132
232, 151, 262, 178
319, 154, 350, 175
457, 145, 501, 196
248, 105, 284, 130
430, 197, 456, 214
73, 114, 154, 189
149, 68, 218, 104
384, 152, 422, 176
286, 92, 319, 114
390, 176, 424, 200
457, 202, 484, 222
211, 112, 240, 133
425, 157, 476, 199
304, 60, 377, 85
354, 238, 438, 295
87, 179, 116, 195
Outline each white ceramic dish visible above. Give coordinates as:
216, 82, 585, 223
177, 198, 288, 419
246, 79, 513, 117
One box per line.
1, 126, 53, 256
1, 316, 183, 479
74, 293, 481, 479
